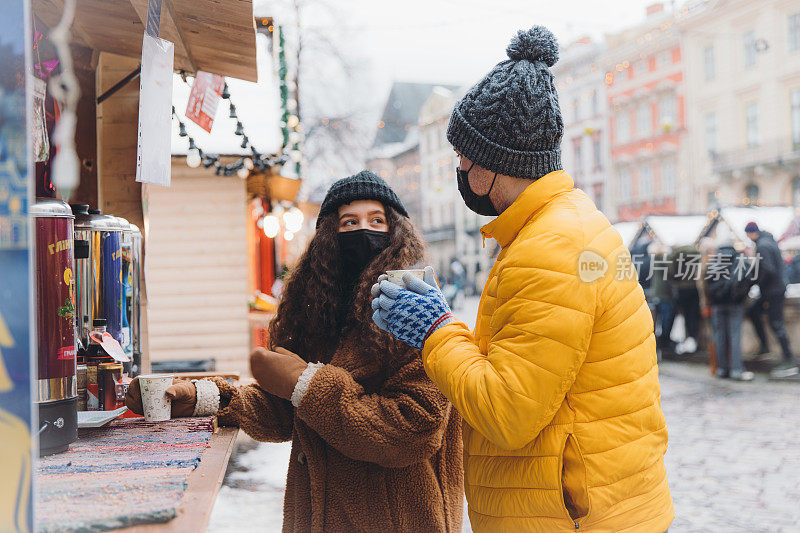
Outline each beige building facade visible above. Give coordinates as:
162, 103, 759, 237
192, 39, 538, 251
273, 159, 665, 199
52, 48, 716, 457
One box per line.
682, 0, 800, 210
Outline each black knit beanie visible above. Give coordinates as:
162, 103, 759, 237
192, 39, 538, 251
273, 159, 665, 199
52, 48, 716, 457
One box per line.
317, 170, 409, 227
447, 26, 564, 179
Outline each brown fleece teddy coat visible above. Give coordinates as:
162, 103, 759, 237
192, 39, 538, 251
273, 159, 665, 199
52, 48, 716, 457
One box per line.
211, 335, 463, 533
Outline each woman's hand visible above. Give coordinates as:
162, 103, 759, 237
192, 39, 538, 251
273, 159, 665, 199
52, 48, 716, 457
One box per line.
249, 347, 308, 400
125, 377, 197, 417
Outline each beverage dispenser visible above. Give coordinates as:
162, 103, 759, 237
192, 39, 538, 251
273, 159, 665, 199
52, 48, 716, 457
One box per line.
125, 223, 143, 376
32, 198, 78, 455
72, 206, 125, 356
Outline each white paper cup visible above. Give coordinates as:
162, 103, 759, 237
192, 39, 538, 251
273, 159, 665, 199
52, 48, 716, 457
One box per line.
386, 269, 425, 287
138, 374, 174, 422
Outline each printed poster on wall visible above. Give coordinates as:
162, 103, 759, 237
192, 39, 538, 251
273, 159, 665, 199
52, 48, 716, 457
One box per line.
135, 33, 174, 187
185, 71, 225, 133
0, 1, 35, 531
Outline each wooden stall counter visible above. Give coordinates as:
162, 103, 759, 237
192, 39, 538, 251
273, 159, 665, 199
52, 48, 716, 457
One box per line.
122, 423, 238, 532
37, 416, 239, 533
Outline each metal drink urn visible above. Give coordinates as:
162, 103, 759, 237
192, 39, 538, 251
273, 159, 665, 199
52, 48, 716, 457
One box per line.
32, 198, 78, 456
122, 222, 142, 376
72, 206, 125, 352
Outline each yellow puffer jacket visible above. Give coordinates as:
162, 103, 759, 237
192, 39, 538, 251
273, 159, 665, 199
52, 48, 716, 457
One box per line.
422, 171, 673, 532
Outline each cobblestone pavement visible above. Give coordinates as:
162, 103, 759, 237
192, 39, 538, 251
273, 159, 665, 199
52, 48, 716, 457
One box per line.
659, 361, 800, 532
208, 298, 800, 532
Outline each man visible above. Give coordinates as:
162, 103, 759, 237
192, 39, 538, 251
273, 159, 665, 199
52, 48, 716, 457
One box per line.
372, 26, 673, 532
745, 222, 799, 378
706, 242, 755, 381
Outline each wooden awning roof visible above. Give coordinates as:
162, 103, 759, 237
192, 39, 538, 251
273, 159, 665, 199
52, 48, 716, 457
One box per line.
33, 0, 258, 81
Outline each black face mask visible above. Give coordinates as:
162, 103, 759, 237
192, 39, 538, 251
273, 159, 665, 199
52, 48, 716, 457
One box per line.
456, 162, 499, 216
337, 229, 390, 282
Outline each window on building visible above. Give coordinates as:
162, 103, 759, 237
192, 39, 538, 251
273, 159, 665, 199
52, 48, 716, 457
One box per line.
792, 89, 800, 150
573, 98, 581, 122
790, 13, 800, 52
746, 102, 760, 147
659, 96, 676, 130
793, 178, 800, 206
658, 50, 671, 69
591, 90, 599, 116
746, 184, 760, 204
573, 138, 583, 176
705, 112, 718, 155
619, 168, 632, 200
640, 165, 653, 197
661, 160, 676, 194
704, 45, 716, 81
617, 112, 630, 144
743, 31, 757, 68
593, 136, 602, 171
637, 103, 650, 138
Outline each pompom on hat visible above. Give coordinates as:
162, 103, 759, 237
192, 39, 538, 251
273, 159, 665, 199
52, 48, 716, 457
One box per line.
447, 26, 564, 179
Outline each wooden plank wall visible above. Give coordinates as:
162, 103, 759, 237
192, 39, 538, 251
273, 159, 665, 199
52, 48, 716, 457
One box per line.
95, 51, 151, 371
144, 163, 250, 375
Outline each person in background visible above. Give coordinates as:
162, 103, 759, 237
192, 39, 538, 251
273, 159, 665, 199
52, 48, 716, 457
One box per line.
706, 242, 755, 381
127, 172, 464, 533
669, 244, 702, 355
650, 242, 676, 355
786, 251, 800, 285
372, 26, 673, 532
697, 237, 719, 366
745, 222, 800, 378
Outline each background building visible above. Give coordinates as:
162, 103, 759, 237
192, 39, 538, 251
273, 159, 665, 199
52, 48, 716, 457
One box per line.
553, 36, 610, 213
603, 2, 690, 221
417, 86, 494, 292
682, 0, 800, 209
367, 82, 451, 223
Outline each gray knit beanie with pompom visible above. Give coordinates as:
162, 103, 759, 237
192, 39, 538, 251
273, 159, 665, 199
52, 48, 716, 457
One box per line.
447, 26, 563, 179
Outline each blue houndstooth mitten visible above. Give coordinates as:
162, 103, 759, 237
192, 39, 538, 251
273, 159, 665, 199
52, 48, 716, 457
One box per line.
371, 266, 455, 350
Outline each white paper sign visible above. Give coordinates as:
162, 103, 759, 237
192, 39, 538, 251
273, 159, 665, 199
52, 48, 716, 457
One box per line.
136, 33, 174, 187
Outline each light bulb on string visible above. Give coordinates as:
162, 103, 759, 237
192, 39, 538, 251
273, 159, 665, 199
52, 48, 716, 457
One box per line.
256, 216, 265, 228
290, 150, 302, 163
235, 122, 244, 136
229, 104, 237, 119
263, 215, 280, 238
289, 132, 301, 144
186, 148, 201, 168
283, 206, 304, 233
244, 158, 254, 170
287, 115, 299, 128
284, 230, 294, 241
237, 166, 249, 179
287, 98, 297, 111
241, 135, 249, 149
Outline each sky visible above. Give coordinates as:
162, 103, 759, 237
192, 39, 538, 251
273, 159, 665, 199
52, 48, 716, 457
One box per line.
305, 0, 677, 86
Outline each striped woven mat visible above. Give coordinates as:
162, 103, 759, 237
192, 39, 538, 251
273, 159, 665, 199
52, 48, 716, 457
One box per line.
37, 416, 215, 533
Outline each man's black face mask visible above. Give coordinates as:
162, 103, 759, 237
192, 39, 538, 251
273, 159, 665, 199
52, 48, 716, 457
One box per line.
337, 229, 390, 279
456, 161, 499, 217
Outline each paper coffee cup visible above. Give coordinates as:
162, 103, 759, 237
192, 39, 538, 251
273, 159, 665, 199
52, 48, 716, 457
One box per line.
138, 374, 174, 422
386, 269, 425, 287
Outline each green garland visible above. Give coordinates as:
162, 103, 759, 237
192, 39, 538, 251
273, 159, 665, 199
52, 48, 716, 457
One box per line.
277, 25, 302, 177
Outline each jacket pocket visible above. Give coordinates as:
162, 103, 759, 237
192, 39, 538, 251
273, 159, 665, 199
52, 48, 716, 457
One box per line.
560, 434, 590, 522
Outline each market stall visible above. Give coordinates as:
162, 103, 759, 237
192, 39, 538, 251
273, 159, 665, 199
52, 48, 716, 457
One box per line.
630, 214, 709, 251
13, 0, 273, 530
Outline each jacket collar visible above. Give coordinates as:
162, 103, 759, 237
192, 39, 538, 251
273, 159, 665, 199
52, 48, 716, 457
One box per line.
480, 170, 574, 248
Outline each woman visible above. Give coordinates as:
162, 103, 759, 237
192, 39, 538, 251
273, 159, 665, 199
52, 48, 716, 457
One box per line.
126, 170, 464, 533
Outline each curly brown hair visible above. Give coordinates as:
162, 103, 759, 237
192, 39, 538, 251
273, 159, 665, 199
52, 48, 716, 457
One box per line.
268, 206, 426, 364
